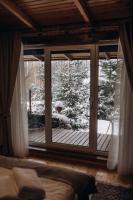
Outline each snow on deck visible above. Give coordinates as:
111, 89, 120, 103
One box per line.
98, 120, 112, 135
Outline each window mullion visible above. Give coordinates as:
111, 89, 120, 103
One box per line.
45, 49, 52, 146
89, 45, 98, 152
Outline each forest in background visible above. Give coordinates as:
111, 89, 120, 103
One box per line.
25, 59, 118, 130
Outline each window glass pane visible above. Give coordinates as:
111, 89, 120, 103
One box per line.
24, 60, 45, 146
97, 58, 117, 151
51, 54, 90, 147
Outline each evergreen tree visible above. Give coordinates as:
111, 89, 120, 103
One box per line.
31, 62, 45, 102
56, 60, 90, 119
98, 59, 118, 120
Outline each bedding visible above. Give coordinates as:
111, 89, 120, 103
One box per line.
0, 167, 74, 200
0, 156, 96, 200
13, 167, 45, 200
0, 174, 18, 200
41, 177, 74, 200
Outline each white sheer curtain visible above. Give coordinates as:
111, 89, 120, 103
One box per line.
107, 40, 133, 175
11, 44, 29, 157
118, 58, 133, 175
107, 41, 121, 170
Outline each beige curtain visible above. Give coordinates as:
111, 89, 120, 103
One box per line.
118, 21, 133, 175
108, 23, 133, 175
0, 32, 21, 156
120, 20, 133, 90
11, 44, 29, 158
107, 40, 121, 170
117, 57, 133, 175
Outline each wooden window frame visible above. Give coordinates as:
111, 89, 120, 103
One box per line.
44, 44, 99, 154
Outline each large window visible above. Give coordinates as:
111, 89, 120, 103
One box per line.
24, 44, 118, 155
44, 47, 97, 153
97, 55, 117, 152
52, 59, 90, 147
24, 60, 45, 147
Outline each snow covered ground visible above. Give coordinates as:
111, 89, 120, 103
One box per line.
97, 120, 112, 135
27, 101, 112, 135
78, 120, 112, 135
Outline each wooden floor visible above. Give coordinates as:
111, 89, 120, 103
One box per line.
29, 128, 111, 151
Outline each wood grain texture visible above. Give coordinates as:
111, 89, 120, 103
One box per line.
73, 0, 91, 23
0, 0, 132, 32
0, 0, 37, 30
29, 128, 111, 152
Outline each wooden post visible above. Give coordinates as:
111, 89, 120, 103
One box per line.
89, 45, 98, 153
29, 89, 32, 114
45, 49, 52, 145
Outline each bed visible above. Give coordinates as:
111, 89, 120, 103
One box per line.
0, 156, 96, 200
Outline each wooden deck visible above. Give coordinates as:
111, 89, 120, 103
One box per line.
29, 128, 111, 152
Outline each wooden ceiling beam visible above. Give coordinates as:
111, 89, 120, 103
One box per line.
0, 0, 37, 31
23, 34, 82, 45
73, 0, 91, 23
24, 45, 118, 56
64, 53, 74, 60
33, 55, 44, 61
31, 55, 40, 61
104, 52, 110, 59
22, 30, 118, 45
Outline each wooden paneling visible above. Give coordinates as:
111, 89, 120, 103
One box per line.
0, 0, 132, 42
0, 0, 133, 27
87, 0, 132, 21
14, 0, 82, 26
0, 0, 37, 30
0, 3, 29, 30
10, 0, 133, 27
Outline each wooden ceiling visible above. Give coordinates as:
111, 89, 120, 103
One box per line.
0, 0, 132, 29
0, 0, 133, 57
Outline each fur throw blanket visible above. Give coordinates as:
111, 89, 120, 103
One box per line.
0, 156, 96, 200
